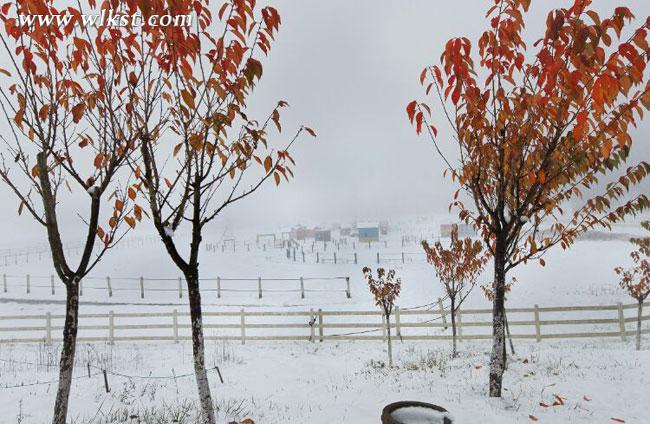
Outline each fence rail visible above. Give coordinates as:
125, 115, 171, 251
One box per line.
0, 274, 352, 300
0, 301, 647, 345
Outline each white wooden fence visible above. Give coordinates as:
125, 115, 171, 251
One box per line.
0, 301, 647, 345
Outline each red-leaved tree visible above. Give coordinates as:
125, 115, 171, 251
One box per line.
0, 1, 144, 422
115, 1, 314, 422
615, 221, 649, 350
422, 225, 490, 357
408, 0, 650, 397
363, 267, 402, 367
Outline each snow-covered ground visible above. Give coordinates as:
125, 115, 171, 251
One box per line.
0, 219, 648, 423
1, 339, 649, 423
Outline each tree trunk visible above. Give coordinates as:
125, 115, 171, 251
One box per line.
489, 235, 507, 398
186, 271, 216, 424
450, 296, 457, 358
386, 314, 393, 367
52, 281, 79, 424
637, 299, 643, 351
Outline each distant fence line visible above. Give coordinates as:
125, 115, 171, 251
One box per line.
0, 301, 647, 345
0, 235, 161, 268
284, 250, 428, 265
0, 274, 351, 299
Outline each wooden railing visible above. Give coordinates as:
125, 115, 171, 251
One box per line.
0, 301, 648, 345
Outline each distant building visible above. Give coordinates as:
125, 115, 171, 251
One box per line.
340, 227, 352, 236
440, 223, 476, 238
358, 222, 380, 242
315, 229, 331, 242
291, 226, 309, 240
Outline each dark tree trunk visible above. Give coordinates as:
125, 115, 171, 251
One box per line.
450, 296, 457, 358
52, 281, 79, 424
186, 270, 216, 424
489, 233, 507, 398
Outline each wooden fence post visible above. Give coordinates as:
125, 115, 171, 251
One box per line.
139, 277, 145, 299
534, 304, 541, 342
376, 252, 380, 264
178, 277, 183, 299
106, 276, 112, 297
354, 252, 357, 264
2, 274, 6, 293
173, 309, 179, 343
457, 309, 463, 342
258, 277, 262, 299
26, 274, 30, 294
300, 277, 305, 299
438, 298, 447, 330
310, 308, 315, 342
45, 312, 52, 345
217, 277, 221, 299
345, 277, 351, 299
617, 302, 626, 341
401, 252, 405, 264
108, 310, 115, 345
302, 251, 305, 263
395, 306, 401, 338
334, 252, 337, 264
316, 252, 319, 263
318, 309, 324, 342
51, 275, 55, 295
240, 308, 246, 345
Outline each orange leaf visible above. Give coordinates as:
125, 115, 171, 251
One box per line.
181, 89, 195, 109
124, 216, 136, 229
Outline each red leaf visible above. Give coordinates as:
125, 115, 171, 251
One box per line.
303, 127, 317, 137
71, 103, 85, 124
529, 415, 538, 421
406, 101, 417, 123
415, 112, 424, 134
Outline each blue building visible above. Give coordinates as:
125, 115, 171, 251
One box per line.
357, 222, 379, 242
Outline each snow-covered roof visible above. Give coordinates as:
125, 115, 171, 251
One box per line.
357, 222, 379, 229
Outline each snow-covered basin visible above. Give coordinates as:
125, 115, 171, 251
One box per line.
390, 406, 451, 424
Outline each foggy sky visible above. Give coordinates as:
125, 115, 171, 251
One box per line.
0, 0, 649, 247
